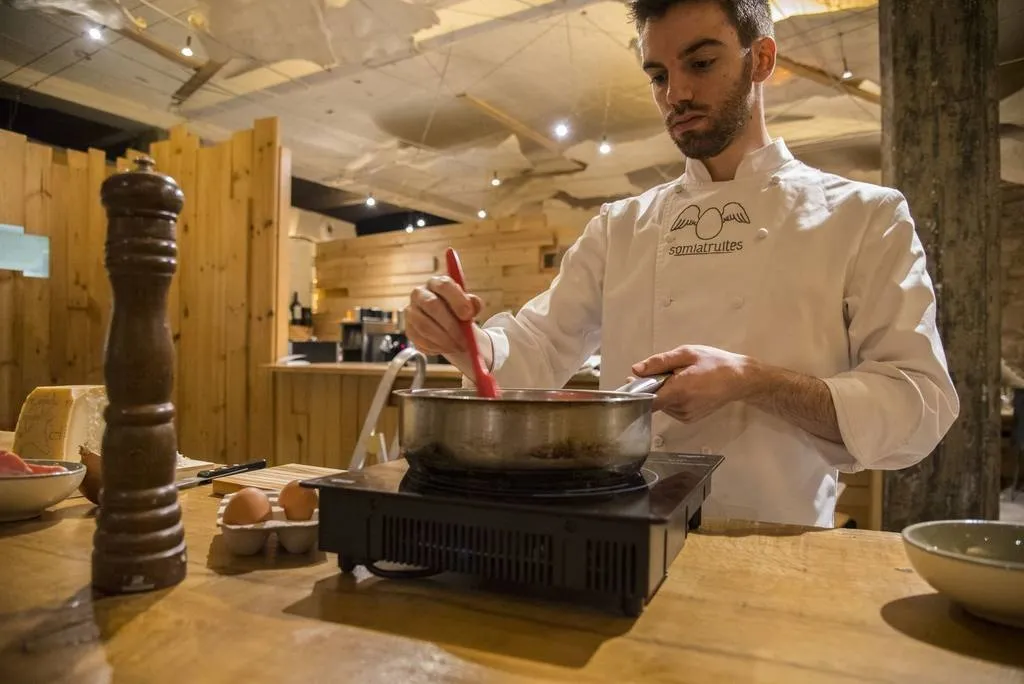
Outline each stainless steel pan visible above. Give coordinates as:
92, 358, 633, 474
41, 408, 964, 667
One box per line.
392, 351, 669, 476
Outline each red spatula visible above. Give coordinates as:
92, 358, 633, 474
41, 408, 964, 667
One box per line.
445, 247, 500, 399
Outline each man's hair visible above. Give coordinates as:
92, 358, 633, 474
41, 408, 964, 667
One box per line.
626, 0, 775, 47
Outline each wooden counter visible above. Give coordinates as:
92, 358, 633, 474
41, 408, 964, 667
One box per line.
2, 492, 1022, 683
269, 363, 599, 470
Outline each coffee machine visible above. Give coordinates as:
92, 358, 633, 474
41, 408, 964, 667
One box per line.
340, 308, 409, 362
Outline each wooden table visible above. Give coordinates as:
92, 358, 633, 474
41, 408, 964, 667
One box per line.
1, 494, 1021, 684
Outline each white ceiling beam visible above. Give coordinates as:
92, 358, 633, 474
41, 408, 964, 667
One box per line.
775, 54, 881, 105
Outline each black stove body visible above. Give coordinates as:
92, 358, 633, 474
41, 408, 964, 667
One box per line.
303, 452, 723, 616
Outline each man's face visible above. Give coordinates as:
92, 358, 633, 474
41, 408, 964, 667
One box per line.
640, 1, 756, 160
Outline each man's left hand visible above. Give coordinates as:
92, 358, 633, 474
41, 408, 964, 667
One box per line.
631, 345, 758, 423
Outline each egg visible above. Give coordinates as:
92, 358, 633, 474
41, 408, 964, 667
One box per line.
223, 487, 272, 525
78, 445, 103, 506
278, 479, 317, 521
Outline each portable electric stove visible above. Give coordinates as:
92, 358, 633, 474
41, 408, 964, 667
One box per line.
302, 452, 723, 616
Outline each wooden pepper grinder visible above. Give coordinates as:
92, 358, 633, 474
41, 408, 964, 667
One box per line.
92, 156, 187, 594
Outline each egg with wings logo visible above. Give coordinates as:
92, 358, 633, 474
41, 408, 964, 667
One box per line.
670, 203, 750, 239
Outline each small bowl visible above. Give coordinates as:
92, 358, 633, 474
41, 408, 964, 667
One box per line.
902, 519, 1024, 629
0, 460, 87, 522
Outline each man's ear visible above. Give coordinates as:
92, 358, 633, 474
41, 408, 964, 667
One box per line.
751, 36, 777, 84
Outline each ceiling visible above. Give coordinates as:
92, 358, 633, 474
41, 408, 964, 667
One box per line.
2, 0, 1024, 226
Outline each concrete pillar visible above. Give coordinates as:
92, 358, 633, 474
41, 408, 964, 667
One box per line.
878, 0, 1001, 529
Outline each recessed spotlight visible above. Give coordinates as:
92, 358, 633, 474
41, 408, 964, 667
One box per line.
490, 171, 501, 187
477, 209, 487, 219
365, 194, 376, 207
841, 66, 853, 80
181, 36, 193, 57
416, 218, 426, 227
553, 121, 570, 139
598, 137, 612, 155
87, 27, 103, 40
405, 224, 414, 233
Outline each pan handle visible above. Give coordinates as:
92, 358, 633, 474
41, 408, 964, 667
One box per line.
350, 347, 428, 469
616, 373, 672, 395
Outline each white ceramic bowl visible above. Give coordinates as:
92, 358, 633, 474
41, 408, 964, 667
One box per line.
0, 460, 87, 522
902, 519, 1024, 629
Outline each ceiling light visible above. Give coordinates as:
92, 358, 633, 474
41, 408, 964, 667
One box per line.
405, 224, 414, 233
838, 32, 853, 81
477, 209, 487, 219
87, 27, 103, 40
365, 193, 376, 207
181, 36, 193, 57
416, 218, 426, 227
598, 137, 612, 155
490, 171, 501, 187
553, 121, 570, 139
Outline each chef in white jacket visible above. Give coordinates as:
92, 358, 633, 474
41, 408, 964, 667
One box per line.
405, 0, 959, 527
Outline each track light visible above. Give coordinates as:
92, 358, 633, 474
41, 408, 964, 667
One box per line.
87, 27, 103, 40
490, 171, 501, 187
181, 36, 193, 57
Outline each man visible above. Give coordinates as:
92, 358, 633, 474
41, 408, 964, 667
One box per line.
405, 0, 959, 527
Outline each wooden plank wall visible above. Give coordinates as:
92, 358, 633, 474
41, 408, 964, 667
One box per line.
0, 119, 290, 469
312, 214, 581, 338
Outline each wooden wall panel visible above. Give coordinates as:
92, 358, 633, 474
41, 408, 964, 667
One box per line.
21, 145, 52, 395
172, 127, 202, 459
147, 140, 178, 414
0, 119, 290, 461
225, 129, 252, 465
86, 148, 109, 383
48, 163, 69, 386
249, 117, 283, 463
0, 129, 26, 428
313, 215, 575, 338
65, 150, 91, 384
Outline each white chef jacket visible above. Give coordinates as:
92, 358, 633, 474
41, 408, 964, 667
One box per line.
470, 138, 959, 528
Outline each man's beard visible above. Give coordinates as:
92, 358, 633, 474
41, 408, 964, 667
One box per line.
667, 57, 754, 160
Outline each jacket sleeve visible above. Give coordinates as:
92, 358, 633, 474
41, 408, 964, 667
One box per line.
821, 191, 959, 471
463, 211, 608, 390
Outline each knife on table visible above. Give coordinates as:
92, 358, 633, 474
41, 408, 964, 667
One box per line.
176, 459, 267, 490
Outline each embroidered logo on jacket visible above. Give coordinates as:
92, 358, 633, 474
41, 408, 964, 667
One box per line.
668, 202, 750, 256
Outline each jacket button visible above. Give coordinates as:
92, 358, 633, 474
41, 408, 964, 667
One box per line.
732, 296, 745, 309
757, 227, 769, 239
653, 435, 665, 448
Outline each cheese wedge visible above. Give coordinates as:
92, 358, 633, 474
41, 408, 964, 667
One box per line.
12, 385, 107, 463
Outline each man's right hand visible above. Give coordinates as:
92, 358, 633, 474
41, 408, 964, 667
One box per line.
405, 275, 484, 357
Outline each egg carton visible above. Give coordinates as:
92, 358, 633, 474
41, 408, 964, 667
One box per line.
216, 491, 319, 556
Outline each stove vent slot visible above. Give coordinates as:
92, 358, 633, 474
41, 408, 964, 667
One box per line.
381, 516, 554, 585
585, 540, 638, 594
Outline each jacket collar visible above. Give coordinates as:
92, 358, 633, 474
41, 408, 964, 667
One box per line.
681, 138, 794, 185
